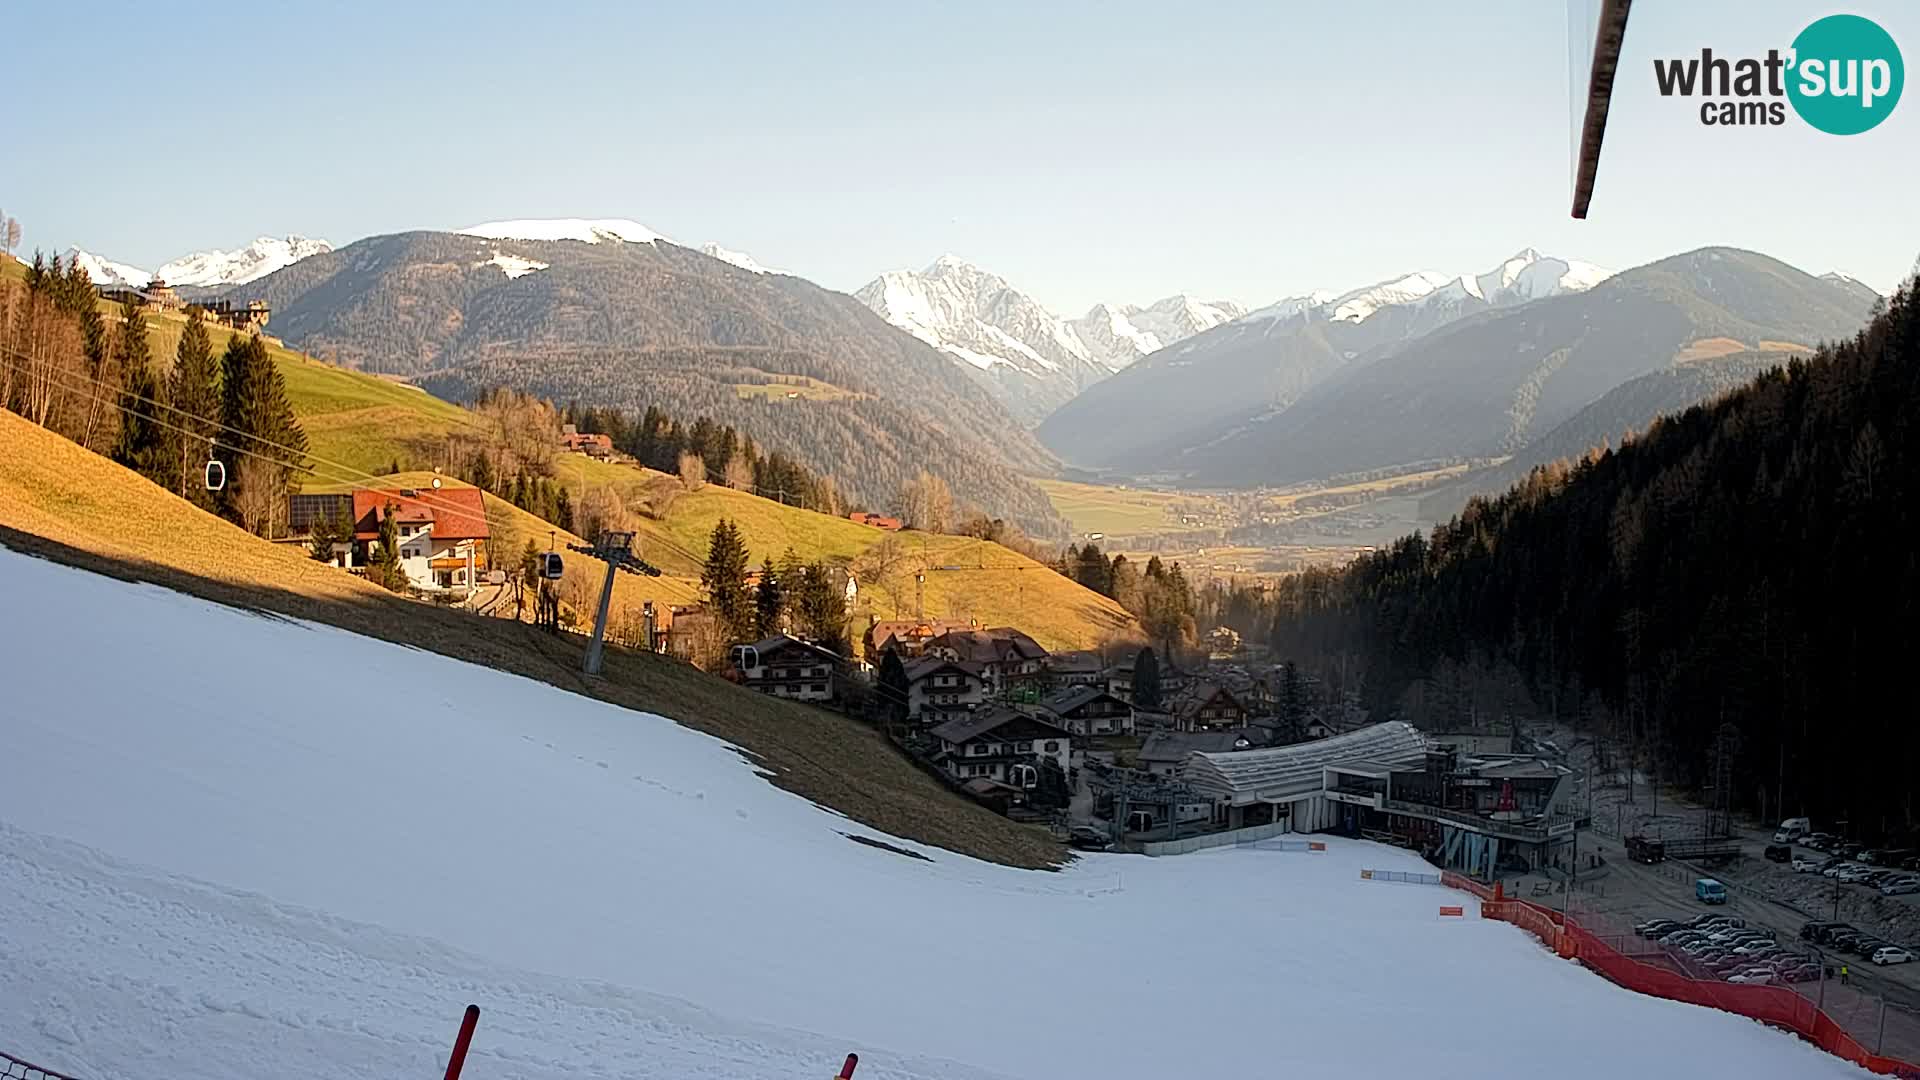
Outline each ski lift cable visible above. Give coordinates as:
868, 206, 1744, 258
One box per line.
0, 345, 518, 535
0, 348, 513, 536
0, 357, 514, 541
1, 348, 724, 581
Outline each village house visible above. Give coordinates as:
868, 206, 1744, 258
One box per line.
863, 617, 973, 660
925, 628, 1049, 697
847, 511, 903, 531
731, 634, 841, 702
1137, 729, 1262, 778
347, 487, 490, 594
559, 424, 615, 459
1172, 681, 1251, 732
193, 298, 271, 333
287, 493, 356, 566
1205, 625, 1243, 659
1042, 650, 1105, 690
1104, 653, 1137, 702
1035, 685, 1134, 737
663, 605, 712, 662
903, 657, 987, 723
927, 707, 1072, 787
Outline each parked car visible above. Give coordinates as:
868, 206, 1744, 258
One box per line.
1782, 964, 1823, 983
1839, 866, 1877, 884
1903, 856, 1920, 872
1636, 919, 1679, 937
1851, 938, 1889, 957
1839, 843, 1866, 859
1792, 856, 1822, 873
1880, 878, 1919, 896
1860, 849, 1887, 866
1830, 932, 1864, 953
1805, 832, 1836, 850
1733, 941, 1779, 957
1067, 826, 1111, 851
1873, 947, 1913, 966
1802, 921, 1844, 941
1729, 969, 1776, 985
1823, 861, 1857, 878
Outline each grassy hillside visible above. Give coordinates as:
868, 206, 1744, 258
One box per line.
0, 407, 1061, 868
557, 458, 1139, 651
1, 250, 1138, 653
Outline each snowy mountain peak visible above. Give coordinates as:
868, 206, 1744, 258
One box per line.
699, 242, 782, 276
157, 235, 333, 288
458, 218, 668, 245
854, 259, 1239, 422
65, 247, 151, 288
1239, 251, 1609, 330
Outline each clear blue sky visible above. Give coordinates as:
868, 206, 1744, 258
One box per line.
10, 0, 1914, 312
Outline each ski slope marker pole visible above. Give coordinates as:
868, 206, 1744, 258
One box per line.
445, 1004, 480, 1080
837, 1052, 859, 1078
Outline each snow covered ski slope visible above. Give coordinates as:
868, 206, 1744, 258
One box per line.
0, 547, 1869, 1079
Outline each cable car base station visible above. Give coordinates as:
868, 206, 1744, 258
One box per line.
1168, 723, 1581, 877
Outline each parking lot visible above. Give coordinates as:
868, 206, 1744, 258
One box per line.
1507, 729, 1920, 1061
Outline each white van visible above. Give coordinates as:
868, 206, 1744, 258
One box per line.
1774, 817, 1812, 843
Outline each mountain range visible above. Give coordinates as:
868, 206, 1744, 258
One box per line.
68, 236, 334, 289
854, 257, 1242, 425
1037, 249, 1614, 472
1043, 247, 1879, 489
210, 221, 1066, 536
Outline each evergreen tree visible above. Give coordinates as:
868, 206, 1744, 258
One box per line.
702, 518, 752, 643
778, 546, 806, 625
877, 647, 911, 726
168, 311, 220, 507
1074, 542, 1114, 597
307, 509, 338, 562
754, 555, 784, 638
555, 486, 575, 534
1277, 661, 1310, 744
1133, 647, 1162, 709
111, 299, 170, 482
369, 504, 408, 591
797, 561, 849, 655
219, 334, 308, 535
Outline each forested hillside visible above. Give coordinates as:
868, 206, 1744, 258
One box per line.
1416, 349, 1793, 522
1265, 282, 1916, 837
228, 231, 1064, 536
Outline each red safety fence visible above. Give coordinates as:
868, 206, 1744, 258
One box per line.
1471, 886, 1920, 1079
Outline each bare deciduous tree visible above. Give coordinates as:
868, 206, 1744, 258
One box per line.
678, 451, 707, 490
723, 454, 753, 491
578, 485, 627, 541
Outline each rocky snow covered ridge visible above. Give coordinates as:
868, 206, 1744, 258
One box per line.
67, 236, 333, 289
853, 254, 1242, 422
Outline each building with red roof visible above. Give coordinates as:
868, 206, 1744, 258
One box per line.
348, 486, 491, 593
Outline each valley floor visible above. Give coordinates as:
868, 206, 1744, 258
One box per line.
0, 547, 1872, 1080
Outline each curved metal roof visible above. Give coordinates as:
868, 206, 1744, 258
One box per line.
1183, 721, 1429, 803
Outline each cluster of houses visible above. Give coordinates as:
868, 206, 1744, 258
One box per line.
560, 425, 615, 459
700, 616, 1362, 820
96, 277, 272, 333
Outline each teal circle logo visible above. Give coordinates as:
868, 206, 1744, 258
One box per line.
1788, 14, 1903, 135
